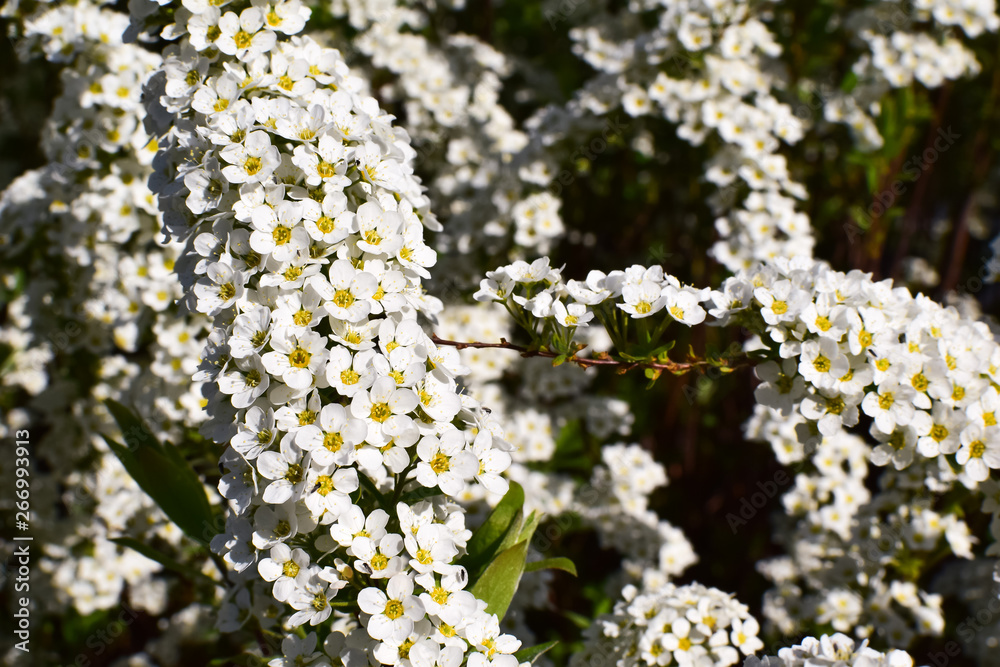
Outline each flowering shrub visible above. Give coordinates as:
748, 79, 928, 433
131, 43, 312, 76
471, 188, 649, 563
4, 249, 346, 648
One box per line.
3, 0, 1000, 666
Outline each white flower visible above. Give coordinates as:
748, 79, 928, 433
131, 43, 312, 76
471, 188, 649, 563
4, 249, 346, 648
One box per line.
956, 424, 1000, 482
233, 406, 276, 460
216, 8, 276, 62
258, 543, 310, 602
415, 431, 479, 496
356, 201, 404, 256
798, 338, 849, 390
230, 306, 272, 358
218, 354, 269, 408
296, 403, 367, 467
861, 381, 916, 434
317, 259, 378, 323
357, 574, 425, 642
268, 632, 329, 667
287, 571, 345, 627
262, 329, 328, 390
220, 130, 281, 184
620, 279, 666, 319
250, 201, 309, 262
350, 377, 419, 442
257, 434, 309, 504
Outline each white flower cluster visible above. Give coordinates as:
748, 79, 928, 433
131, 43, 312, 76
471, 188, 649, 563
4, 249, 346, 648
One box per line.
434, 304, 696, 643
824, 2, 997, 150
323, 0, 565, 267
712, 257, 1000, 645
136, 1, 533, 663
567, 0, 811, 270
747, 633, 916, 667
749, 409, 951, 645
714, 257, 1000, 485
573, 580, 764, 667
473, 258, 712, 352
0, 0, 211, 622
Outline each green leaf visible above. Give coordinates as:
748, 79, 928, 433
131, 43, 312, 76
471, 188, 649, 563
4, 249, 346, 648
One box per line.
111, 537, 215, 585
461, 482, 525, 578
563, 610, 592, 629
357, 471, 389, 508
103, 400, 217, 547
552, 354, 566, 366
517, 510, 541, 546
524, 557, 577, 576
553, 420, 584, 458
514, 641, 559, 664
468, 539, 530, 620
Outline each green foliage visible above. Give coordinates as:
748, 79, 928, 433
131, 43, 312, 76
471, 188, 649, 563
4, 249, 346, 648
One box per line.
103, 399, 218, 547
514, 640, 560, 664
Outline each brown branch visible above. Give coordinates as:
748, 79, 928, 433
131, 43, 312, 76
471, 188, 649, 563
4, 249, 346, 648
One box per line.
430, 335, 753, 376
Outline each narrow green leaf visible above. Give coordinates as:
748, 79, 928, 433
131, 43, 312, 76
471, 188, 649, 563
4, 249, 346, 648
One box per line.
513, 640, 559, 664
461, 482, 525, 576
524, 557, 577, 576
111, 537, 215, 585
469, 539, 530, 620
563, 611, 592, 629
357, 472, 389, 508
516, 510, 540, 546
103, 400, 216, 547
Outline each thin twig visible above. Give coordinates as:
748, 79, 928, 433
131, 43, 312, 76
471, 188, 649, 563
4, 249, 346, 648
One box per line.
430, 335, 752, 375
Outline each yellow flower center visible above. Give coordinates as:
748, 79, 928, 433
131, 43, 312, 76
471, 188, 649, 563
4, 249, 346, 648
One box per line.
244, 156, 262, 176
324, 432, 343, 452
430, 452, 450, 474
284, 464, 303, 484
317, 160, 337, 178
288, 346, 312, 368
234, 30, 253, 50
812, 355, 831, 373
333, 289, 355, 308
431, 586, 449, 604
272, 225, 291, 245
370, 402, 392, 423
970, 440, 986, 458
315, 475, 335, 496
316, 216, 335, 233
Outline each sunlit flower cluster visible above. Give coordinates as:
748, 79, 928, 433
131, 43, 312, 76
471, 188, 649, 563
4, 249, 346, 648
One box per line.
574, 580, 764, 667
